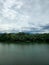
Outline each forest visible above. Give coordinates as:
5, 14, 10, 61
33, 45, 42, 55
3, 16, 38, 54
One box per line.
0, 32, 49, 43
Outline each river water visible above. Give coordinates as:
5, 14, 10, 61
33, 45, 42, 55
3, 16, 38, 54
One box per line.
0, 43, 49, 65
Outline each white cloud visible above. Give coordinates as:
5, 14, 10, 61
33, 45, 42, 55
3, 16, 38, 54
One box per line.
15, 1, 23, 9
1, 0, 24, 20
2, 8, 17, 20
0, 0, 49, 33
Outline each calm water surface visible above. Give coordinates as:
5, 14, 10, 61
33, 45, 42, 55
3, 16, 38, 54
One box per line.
0, 43, 49, 65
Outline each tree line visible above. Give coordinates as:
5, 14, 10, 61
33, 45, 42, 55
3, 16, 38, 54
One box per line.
0, 32, 49, 43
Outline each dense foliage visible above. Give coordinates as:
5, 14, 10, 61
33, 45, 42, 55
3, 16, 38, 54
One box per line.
0, 32, 49, 43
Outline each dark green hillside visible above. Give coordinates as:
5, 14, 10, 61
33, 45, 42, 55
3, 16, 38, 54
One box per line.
0, 32, 49, 43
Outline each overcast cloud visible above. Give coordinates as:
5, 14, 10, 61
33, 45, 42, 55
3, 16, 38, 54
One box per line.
0, 0, 49, 33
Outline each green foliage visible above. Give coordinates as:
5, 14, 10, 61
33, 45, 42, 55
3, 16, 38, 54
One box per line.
0, 32, 49, 43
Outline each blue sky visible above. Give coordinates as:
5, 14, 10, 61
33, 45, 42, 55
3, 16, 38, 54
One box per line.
0, 0, 49, 33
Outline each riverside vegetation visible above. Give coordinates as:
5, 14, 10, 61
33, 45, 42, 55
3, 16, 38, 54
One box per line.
0, 32, 49, 43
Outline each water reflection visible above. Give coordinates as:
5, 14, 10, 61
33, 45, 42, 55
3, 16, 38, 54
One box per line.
0, 43, 49, 65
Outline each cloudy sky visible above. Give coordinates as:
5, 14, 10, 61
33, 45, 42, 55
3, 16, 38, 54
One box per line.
0, 0, 49, 33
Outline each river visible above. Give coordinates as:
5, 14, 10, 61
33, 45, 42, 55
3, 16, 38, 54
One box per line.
0, 43, 49, 65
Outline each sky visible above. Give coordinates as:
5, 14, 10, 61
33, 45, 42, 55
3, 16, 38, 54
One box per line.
0, 0, 49, 33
